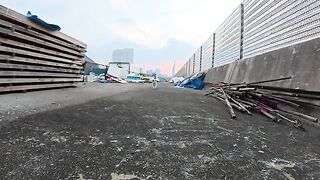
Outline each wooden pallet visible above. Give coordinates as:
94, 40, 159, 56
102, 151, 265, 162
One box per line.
0, 5, 86, 93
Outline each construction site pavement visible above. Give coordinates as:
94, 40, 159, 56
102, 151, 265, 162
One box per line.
0, 84, 319, 179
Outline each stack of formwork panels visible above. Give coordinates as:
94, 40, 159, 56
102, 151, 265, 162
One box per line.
0, 5, 86, 93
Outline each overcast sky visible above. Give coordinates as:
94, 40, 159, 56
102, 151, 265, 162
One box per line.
2, 0, 243, 75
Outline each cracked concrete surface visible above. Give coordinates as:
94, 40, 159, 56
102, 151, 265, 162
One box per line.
0, 84, 319, 179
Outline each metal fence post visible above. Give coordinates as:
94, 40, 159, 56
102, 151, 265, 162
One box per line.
212, 33, 215, 68
193, 53, 195, 74
200, 46, 203, 71
239, 3, 244, 60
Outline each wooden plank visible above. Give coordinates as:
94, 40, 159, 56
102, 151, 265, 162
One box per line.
0, 5, 86, 48
0, 78, 82, 84
0, 45, 84, 65
0, 83, 76, 93
0, 18, 85, 53
0, 62, 82, 74
0, 36, 82, 60
0, 54, 83, 70
0, 71, 82, 78
0, 26, 83, 56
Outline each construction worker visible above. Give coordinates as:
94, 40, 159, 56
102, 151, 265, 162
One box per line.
152, 73, 158, 88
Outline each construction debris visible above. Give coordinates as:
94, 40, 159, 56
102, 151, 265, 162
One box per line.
206, 77, 320, 131
106, 74, 128, 84
0, 5, 86, 93
169, 76, 184, 84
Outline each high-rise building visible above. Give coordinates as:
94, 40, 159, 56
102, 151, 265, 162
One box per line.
146, 70, 153, 75
112, 48, 134, 64
146, 69, 161, 75
139, 67, 144, 74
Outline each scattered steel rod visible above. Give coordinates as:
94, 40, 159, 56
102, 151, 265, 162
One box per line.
225, 93, 251, 115
205, 77, 319, 131
279, 109, 319, 123
247, 76, 292, 86
220, 88, 236, 119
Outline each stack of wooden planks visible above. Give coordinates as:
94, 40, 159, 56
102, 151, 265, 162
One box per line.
0, 5, 86, 93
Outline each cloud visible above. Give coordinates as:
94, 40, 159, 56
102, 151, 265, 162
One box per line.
117, 17, 135, 24
110, 20, 169, 49
1, 0, 244, 75
108, 0, 174, 49
171, 0, 243, 45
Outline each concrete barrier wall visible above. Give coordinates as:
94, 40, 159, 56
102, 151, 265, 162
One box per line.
204, 37, 320, 91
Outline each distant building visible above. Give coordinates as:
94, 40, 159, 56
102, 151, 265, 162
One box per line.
146, 69, 161, 76
112, 48, 134, 64
139, 67, 144, 74
130, 65, 144, 74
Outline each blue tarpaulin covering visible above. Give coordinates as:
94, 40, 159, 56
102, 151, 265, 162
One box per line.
26, 11, 61, 31
176, 72, 206, 90
185, 79, 204, 90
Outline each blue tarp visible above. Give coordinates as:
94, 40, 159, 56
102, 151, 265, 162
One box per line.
176, 72, 206, 90
26, 11, 61, 31
185, 79, 204, 90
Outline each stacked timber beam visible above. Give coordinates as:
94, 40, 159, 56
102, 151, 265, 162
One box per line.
0, 5, 86, 93
206, 77, 320, 131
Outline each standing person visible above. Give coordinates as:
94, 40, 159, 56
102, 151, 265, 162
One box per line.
152, 73, 158, 89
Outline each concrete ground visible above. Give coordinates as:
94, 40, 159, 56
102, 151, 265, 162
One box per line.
0, 83, 149, 123
0, 83, 319, 180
